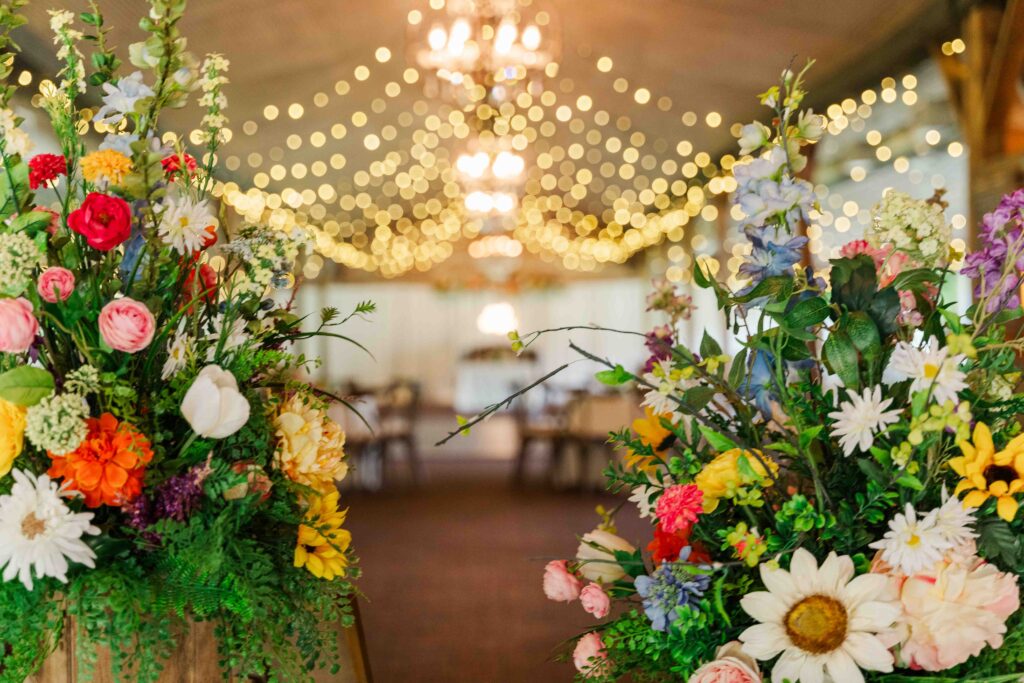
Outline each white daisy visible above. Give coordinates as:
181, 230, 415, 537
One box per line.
629, 485, 658, 518
162, 325, 193, 380
827, 385, 901, 456
640, 359, 685, 421
739, 548, 900, 683
205, 314, 249, 361
869, 503, 952, 575
884, 336, 966, 405
933, 488, 977, 548
0, 469, 99, 590
158, 195, 217, 255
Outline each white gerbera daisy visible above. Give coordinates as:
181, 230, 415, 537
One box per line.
629, 485, 658, 518
0, 469, 99, 590
933, 488, 977, 548
869, 503, 952, 575
162, 325, 193, 380
828, 385, 901, 456
884, 336, 966, 404
640, 359, 685, 421
739, 548, 899, 683
158, 195, 217, 255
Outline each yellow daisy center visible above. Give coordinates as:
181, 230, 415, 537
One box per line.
784, 594, 848, 654
907, 533, 921, 547
923, 362, 940, 379
20, 512, 46, 539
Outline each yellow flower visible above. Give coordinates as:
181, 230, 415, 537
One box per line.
949, 422, 1024, 522
626, 408, 675, 473
294, 489, 351, 580
273, 394, 347, 492
694, 448, 778, 512
0, 398, 26, 478
81, 149, 132, 185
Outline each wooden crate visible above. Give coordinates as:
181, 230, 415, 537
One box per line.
25, 604, 372, 683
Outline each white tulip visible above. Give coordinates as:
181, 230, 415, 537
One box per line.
576, 529, 636, 584
180, 365, 251, 439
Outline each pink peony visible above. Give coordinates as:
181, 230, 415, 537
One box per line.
892, 557, 1020, 671
0, 297, 38, 353
99, 297, 155, 353
580, 582, 610, 619
572, 632, 610, 678
37, 267, 75, 303
655, 483, 704, 535
688, 642, 762, 683
543, 560, 581, 602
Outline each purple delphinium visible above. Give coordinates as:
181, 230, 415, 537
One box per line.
643, 325, 675, 373
740, 225, 808, 286
961, 189, 1024, 312
153, 468, 206, 522
634, 547, 712, 632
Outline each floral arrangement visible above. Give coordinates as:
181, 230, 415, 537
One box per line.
0, 2, 368, 681
444, 64, 1024, 682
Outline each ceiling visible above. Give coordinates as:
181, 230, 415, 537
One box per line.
11, 0, 956, 284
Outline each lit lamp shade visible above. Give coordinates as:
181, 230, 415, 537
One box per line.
476, 302, 519, 335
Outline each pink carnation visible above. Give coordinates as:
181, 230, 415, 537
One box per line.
688, 642, 762, 683
580, 582, 610, 619
0, 297, 38, 353
542, 560, 581, 602
655, 484, 704, 535
572, 632, 610, 678
892, 557, 1020, 671
99, 297, 155, 353
37, 267, 75, 303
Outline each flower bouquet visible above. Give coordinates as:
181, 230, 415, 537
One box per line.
446, 64, 1024, 682
0, 2, 366, 681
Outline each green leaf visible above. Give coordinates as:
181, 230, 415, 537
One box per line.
727, 348, 748, 389
682, 385, 715, 411
698, 425, 739, 452
798, 425, 824, 450
829, 255, 878, 312
845, 312, 881, 358
890, 267, 939, 292
896, 473, 924, 491
732, 275, 793, 304
856, 458, 887, 485
783, 296, 831, 329
595, 364, 632, 386
8, 210, 54, 235
692, 259, 712, 289
699, 331, 722, 359
823, 331, 860, 390
0, 366, 54, 406
79, 11, 102, 25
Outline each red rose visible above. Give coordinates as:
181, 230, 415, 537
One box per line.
28, 153, 67, 189
162, 152, 198, 179
68, 192, 132, 251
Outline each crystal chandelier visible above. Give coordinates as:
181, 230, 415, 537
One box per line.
409, 0, 557, 105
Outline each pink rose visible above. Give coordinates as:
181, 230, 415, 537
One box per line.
572, 632, 610, 678
99, 297, 155, 353
0, 297, 38, 353
37, 267, 75, 303
580, 582, 610, 619
543, 560, 581, 602
689, 642, 762, 683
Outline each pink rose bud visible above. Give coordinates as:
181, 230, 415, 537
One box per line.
572, 632, 609, 678
688, 642, 762, 683
0, 297, 38, 353
37, 267, 76, 303
543, 560, 582, 602
580, 582, 610, 619
99, 297, 156, 353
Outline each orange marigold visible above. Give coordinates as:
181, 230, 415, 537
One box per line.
47, 412, 153, 508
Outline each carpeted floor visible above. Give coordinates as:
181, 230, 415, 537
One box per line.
344, 458, 647, 683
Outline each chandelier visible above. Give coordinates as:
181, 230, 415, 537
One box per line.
409, 0, 557, 106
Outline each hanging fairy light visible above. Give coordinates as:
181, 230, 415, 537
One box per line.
408, 0, 558, 105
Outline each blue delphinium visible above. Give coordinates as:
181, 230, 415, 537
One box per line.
634, 547, 712, 632
739, 225, 808, 286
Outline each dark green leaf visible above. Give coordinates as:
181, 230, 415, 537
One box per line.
699, 331, 722, 360
727, 348, 748, 389
732, 276, 793, 304
823, 330, 860, 389
783, 296, 831, 329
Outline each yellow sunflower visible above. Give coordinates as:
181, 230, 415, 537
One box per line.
0, 398, 26, 478
626, 408, 675, 472
294, 489, 352, 580
949, 422, 1024, 522
694, 448, 779, 513
81, 149, 132, 185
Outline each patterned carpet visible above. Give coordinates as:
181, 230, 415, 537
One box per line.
345, 458, 647, 683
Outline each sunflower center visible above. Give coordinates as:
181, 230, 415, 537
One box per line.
20, 512, 46, 539
656, 434, 676, 452
784, 594, 848, 654
984, 464, 1018, 488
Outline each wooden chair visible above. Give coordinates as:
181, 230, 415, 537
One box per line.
377, 380, 423, 486
329, 393, 382, 491
563, 393, 644, 490
511, 394, 567, 487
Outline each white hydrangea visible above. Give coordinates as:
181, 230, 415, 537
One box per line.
25, 393, 89, 455
868, 190, 951, 266
0, 232, 44, 295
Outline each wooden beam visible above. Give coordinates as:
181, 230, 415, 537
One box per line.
984, 0, 1024, 148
